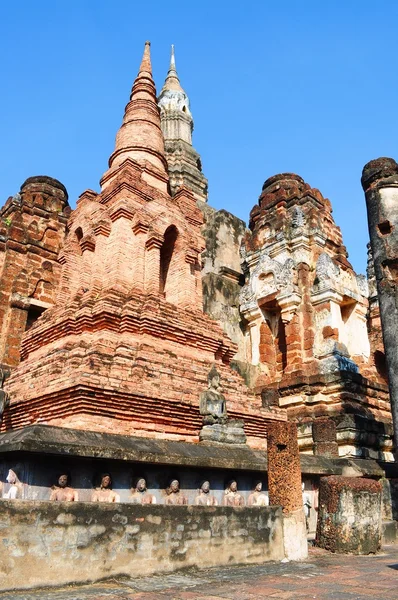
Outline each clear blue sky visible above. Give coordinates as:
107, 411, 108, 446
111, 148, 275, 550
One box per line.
1, 1, 397, 274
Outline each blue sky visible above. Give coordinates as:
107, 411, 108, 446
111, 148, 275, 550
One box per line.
1, 1, 397, 274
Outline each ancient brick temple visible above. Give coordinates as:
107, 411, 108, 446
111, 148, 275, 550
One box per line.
0, 42, 394, 465
0, 42, 284, 450
240, 174, 392, 459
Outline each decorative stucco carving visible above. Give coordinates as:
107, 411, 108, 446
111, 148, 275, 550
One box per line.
240, 253, 299, 314
291, 206, 305, 228
356, 274, 369, 298
316, 253, 340, 282
158, 89, 191, 115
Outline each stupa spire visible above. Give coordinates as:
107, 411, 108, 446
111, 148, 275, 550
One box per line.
101, 41, 168, 190
138, 39, 152, 76
158, 45, 208, 202
161, 44, 184, 94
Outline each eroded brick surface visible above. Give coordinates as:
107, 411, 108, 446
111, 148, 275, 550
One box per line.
0, 177, 69, 369
267, 421, 302, 513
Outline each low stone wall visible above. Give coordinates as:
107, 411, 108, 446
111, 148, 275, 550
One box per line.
316, 476, 382, 554
0, 501, 284, 591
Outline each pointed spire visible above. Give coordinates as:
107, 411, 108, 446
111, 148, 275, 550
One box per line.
157, 45, 208, 202
139, 40, 152, 76
159, 45, 187, 98
162, 44, 184, 93
102, 41, 168, 190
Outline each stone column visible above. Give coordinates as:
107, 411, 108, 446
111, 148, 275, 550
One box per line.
361, 158, 398, 454
267, 421, 308, 559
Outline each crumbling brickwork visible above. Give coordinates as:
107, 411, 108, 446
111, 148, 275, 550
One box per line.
0, 176, 69, 370
312, 417, 339, 458
0, 47, 394, 468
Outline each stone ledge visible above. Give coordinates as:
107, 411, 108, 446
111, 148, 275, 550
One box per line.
0, 425, 394, 477
0, 425, 267, 471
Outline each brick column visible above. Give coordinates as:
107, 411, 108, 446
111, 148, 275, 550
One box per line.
179, 256, 197, 308
267, 421, 307, 559
194, 260, 203, 309
268, 421, 302, 512
2, 306, 27, 367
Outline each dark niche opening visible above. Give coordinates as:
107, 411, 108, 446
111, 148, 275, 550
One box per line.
25, 305, 46, 331
160, 225, 178, 296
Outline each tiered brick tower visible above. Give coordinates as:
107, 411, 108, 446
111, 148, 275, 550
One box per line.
158, 45, 208, 202
2, 43, 284, 448
240, 173, 392, 459
0, 177, 69, 371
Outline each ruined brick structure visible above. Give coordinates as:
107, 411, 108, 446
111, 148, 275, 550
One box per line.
0, 177, 69, 371
0, 42, 284, 448
0, 44, 394, 465
2, 46, 398, 586
240, 173, 392, 459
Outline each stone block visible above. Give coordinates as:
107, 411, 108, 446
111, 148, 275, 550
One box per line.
316, 475, 382, 554
380, 477, 398, 520
312, 418, 339, 458
199, 421, 246, 445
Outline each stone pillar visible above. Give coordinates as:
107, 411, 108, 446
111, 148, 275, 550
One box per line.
312, 417, 339, 457
361, 158, 398, 454
316, 476, 382, 554
267, 421, 308, 559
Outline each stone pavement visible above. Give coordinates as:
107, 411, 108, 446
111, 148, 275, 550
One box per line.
1, 545, 397, 600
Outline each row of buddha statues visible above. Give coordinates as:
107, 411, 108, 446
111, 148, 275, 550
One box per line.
0, 469, 269, 507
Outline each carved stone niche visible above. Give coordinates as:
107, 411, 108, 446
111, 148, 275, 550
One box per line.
199, 366, 246, 445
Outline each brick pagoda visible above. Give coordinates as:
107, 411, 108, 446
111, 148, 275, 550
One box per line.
1, 42, 284, 449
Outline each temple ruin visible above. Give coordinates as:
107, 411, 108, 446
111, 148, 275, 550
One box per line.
0, 42, 397, 589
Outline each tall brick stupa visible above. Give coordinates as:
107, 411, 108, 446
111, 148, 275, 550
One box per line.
1, 42, 284, 451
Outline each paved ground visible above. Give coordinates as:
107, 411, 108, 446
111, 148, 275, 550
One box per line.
1, 545, 397, 600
